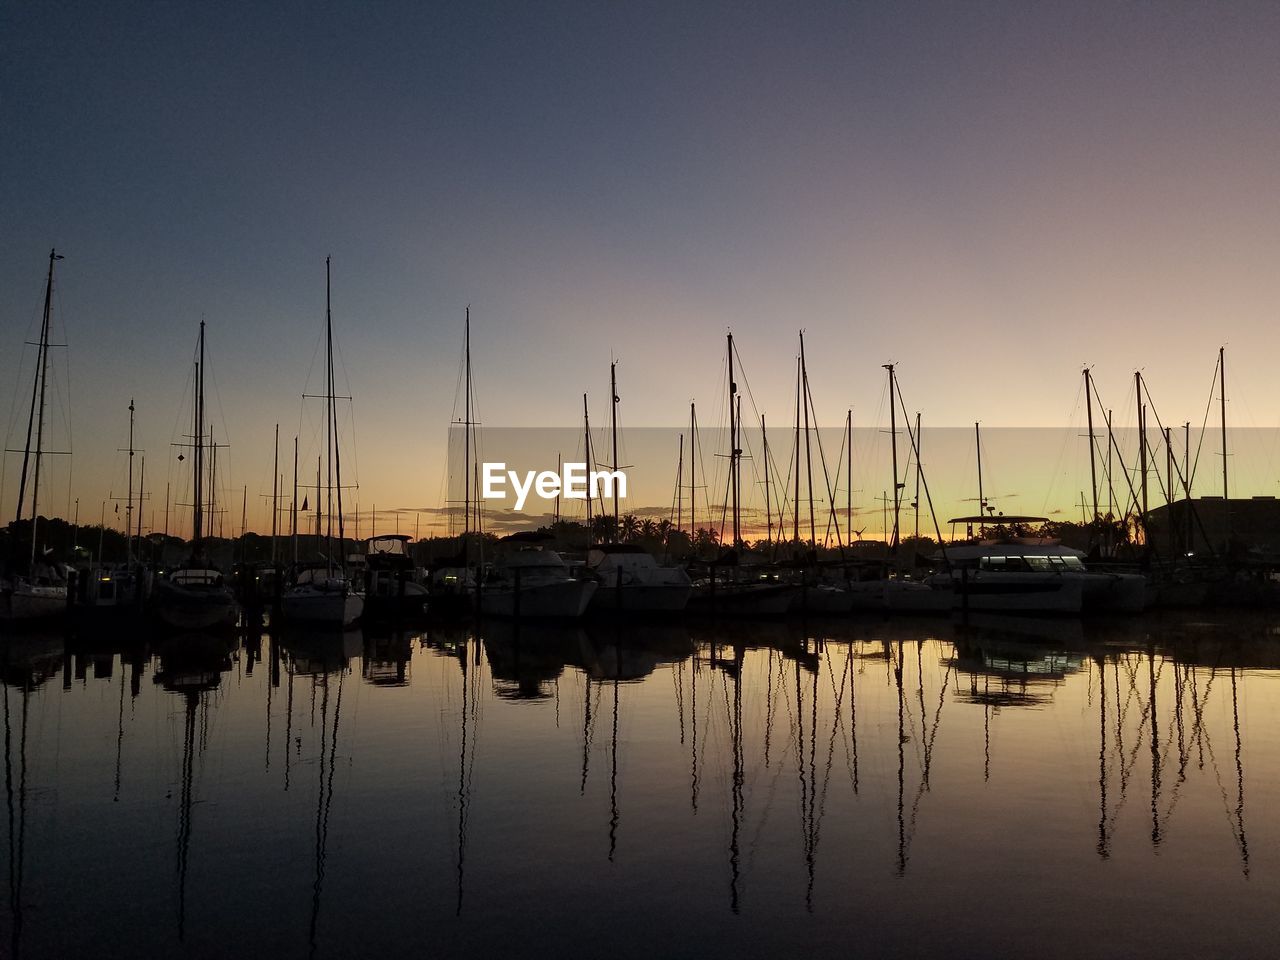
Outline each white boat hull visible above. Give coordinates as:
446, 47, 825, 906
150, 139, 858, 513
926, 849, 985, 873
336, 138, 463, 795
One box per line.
281, 589, 364, 626
1, 582, 67, 622
590, 582, 692, 613
151, 579, 239, 631
480, 580, 597, 618
687, 582, 798, 616
925, 572, 1083, 614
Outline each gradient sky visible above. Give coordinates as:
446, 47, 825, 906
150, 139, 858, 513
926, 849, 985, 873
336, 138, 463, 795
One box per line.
5, 1, 1280, 535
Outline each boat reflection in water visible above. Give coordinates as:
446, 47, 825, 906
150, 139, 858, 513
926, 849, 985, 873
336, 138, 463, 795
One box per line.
152, 634, 235, 944
1, 611, 1276, 958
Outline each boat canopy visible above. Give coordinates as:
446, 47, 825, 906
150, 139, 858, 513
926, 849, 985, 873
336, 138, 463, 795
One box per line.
946, 515, 1049, 525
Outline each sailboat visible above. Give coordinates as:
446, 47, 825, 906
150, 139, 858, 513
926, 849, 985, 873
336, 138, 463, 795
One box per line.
150, 321, 239, 631
586, 361, 693, 614
280, 258, 363, 628
2, 250, 70, 623
686, 333, 797, 616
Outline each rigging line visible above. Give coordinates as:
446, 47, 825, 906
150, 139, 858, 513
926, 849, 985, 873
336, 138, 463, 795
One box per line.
802, 368, 844, 550
1189, 355, 1219, 490
893, 374, 949, 559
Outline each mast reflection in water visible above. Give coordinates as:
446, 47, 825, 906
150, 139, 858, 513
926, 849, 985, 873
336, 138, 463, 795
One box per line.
1, 612, 1278, 958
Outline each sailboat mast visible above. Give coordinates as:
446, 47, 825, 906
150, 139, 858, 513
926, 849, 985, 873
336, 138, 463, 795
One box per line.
1084, 367, 1099, 522
193, 322, 205, 544
974, 421, 984, 537
136, 454, 145, 556
271, 424, 279, 564
610, 361, 619, 521
327, 258, 346, 565
325, 258, 334, 558
674, 436, 683, 534
727, 333, 739, 547
291, 436, 298, 564
913, 411, 921, 542
583, 393, 593, 531
29, 249, 62, 568
210, 426, 218, 540
463, 308, 472, 536
1220, 346, 1229, 550
761, 415, 771, 547
793, 355, 801, 544
800, 333, 815, 545
127, 398, 136, 565
689, 403, 696, 541
15, 249, 61, 534
884, 364, 900, 550
1137, 372, 1148, 541
846, 409, 852, 548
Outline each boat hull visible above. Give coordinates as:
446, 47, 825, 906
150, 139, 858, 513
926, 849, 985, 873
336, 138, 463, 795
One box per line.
687, 582, 798, 617
151, 579, 239, 632
589, 582, 692, 614
0, 582, 68, 622
479, 580, 597, 618
925, 573, 1084, 615
281, 589, 364, 627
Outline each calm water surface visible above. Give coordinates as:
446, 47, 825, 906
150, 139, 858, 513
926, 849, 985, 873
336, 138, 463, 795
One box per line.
3, 612, 1278, 959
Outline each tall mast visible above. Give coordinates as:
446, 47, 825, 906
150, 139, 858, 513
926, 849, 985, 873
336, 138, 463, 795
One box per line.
1220, 346, 1229, 551
15, 249, 62, 537
913, 411, 921, 542
689, 403, 696, 541
1084, 367, 1099, 522
583, 393, 593, 531
1137, 372, 1148, 542
793, 355, 801, 544
610, 360, 620, 521
291, 436, 298, 564
1184, 421, 1192, 552
727, 333, 740, 547
463, 307, 472, 536
325, 257, 334, 559
209, 426, 218, 540
327, 258, 346, 566
126, 398, 136, 565
884, 364, 900, 550
974, 421, 984, 537
193, 321, 205, 544
675, 436, 683, 534
136, 454, 145, 558
800, 333, 815, 545
761, 415, 771, 547
271, 424, 279, 564
846, 409, 853, 548
315, 456, 321, 547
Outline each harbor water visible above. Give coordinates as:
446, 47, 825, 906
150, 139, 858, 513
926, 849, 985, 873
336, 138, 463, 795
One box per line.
2, 612, 1277, 958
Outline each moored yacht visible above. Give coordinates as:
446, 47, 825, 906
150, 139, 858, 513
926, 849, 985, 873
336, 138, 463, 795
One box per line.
281, 563, 364, 626
152, 564, 239, 631
686, 557, 799, 617
936, 540, 1146, 614
587, 544, 692, 614
362, 535, 429, 621
479, 545, 597, 618
1, 562, 69, 624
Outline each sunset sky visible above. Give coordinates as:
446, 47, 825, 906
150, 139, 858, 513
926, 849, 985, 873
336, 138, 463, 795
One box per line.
4, 1, 1280, 538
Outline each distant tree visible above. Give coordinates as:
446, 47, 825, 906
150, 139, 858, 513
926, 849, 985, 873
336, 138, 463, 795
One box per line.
620, 514, 640, 542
